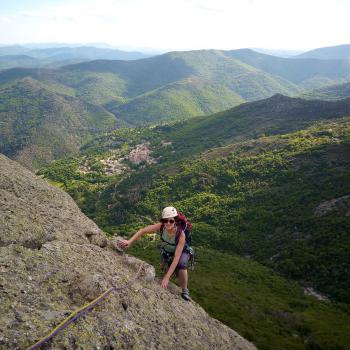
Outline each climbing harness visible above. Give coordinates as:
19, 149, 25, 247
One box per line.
160, 245, 195, 272
28, 262, 144, 350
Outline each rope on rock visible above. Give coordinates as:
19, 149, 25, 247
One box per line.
28, 262, 144, 350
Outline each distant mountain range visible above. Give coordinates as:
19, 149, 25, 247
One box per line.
251, 48, 305, 58
294, 44, 350, 60
0, 45, 152, 69
2, 45, 350, 169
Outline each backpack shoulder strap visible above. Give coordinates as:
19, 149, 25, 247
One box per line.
160, 222, 165, 234
159, 223, 165, 240
175, 225, 185, 245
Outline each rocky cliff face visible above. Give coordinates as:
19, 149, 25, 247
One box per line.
0, 154, 255, 350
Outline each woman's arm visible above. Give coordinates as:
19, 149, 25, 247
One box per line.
118, 222, 162, 248
161, 231, 185, 289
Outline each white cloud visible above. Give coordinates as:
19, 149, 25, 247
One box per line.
0, 16, 13, 24
0, 0, 349, 50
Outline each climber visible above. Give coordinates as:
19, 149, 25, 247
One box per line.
118, 206, 192, 301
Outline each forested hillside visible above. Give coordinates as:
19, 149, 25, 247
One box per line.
227, 49, 350, 89
107, 76, 245, 125
302, 81, 350, 101
61, 49, 302, 102
0, 77, 117, 169
73, 94, 350, 165
0, 55, 39, 70
110, 119, 350, 303
2, 49, 350, 131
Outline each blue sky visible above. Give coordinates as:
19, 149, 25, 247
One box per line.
0, 0, 349, 51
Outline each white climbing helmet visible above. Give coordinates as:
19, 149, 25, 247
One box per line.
162, 206, 178, 219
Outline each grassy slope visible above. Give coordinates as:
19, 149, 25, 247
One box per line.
166, 50, 302, 100
128, 119, 350, 300
108, 76, 245, 125
0, 68, 128, 105
128, 243, 350, 350
48, 51, 302, 125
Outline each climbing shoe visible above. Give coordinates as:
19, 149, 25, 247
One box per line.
181, 288, 191, 301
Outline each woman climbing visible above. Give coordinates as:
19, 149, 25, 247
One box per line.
118, 206, 192, 301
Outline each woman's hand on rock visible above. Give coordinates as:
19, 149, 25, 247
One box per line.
118, 239, 131, 249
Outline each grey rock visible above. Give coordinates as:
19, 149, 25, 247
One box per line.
313, 195, 350, 217
70, 273, 109, 301
109, 235, 126, 253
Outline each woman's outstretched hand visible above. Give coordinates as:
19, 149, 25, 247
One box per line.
118, 239, 131, 249
161, 276, 169, 289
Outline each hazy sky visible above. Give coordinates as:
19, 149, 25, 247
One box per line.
0, 0, 349, 51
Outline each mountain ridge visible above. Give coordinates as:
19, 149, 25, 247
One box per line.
2, 50, 350, 169
295, 44, 350, 60
62, 50, 303, 100
302, 81, 350, 101
226, 48, 350, 88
